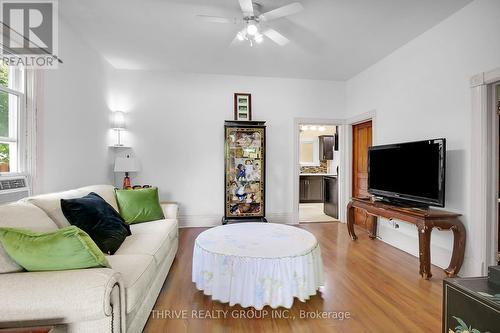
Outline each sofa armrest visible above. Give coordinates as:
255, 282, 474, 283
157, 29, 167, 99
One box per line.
0, 268, 125, 329
160, 202, 178, 219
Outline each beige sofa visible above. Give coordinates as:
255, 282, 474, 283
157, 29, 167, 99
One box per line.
0, 185, 178, 333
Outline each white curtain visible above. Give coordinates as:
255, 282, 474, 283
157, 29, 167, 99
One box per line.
24, 69, 42, 194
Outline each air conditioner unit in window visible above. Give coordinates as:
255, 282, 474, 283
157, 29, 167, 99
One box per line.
0, 175, 31, 205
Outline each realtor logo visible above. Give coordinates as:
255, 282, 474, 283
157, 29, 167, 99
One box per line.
0, 0, 58, 68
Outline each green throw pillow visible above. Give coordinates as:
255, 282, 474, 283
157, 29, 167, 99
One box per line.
0, 226, 109, 271
115, 187, 165, 224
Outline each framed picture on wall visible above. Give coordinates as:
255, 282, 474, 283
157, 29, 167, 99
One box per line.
234, 93, 252, 121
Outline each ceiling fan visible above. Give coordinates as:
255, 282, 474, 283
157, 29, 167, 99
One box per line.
197, 0, 304, 46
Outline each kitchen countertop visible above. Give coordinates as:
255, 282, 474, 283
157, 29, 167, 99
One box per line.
300, 173, 337, 177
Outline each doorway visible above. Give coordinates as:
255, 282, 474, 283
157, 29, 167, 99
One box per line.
294, 119, 342, 223
496, 84, 500, 263
470, 67, 500, 274
352, 120, 373, 230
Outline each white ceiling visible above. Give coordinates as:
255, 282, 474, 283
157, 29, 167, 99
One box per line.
61, 0, 472, 80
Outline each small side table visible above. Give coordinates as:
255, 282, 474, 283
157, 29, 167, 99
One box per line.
347, 197, 466, 279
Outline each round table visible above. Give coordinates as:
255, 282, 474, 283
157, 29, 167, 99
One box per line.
192, 223, 324, 309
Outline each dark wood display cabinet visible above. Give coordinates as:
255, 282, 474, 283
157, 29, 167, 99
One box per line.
299, 175, 324, 203
222, 121, 266, 224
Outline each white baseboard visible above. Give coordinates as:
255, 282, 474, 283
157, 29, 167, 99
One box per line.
178, 214, 221, 228
267, 212, 296, 224
178, 212, 296, 228
377, 223, 451, 268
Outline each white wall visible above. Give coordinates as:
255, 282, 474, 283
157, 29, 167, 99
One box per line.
345, 0, 500, 276
40, 18, 113, 193
107, 70, 345, 226
38, 0, 500, 277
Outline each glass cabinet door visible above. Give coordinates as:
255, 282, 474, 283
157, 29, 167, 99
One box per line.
225, 127, 264, 218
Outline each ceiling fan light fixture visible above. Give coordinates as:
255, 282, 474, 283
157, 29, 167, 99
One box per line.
197, 0, 303, 48
247, 23, 258, 35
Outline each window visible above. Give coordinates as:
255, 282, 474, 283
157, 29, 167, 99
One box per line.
299, 138, 320, 166
0, 64, 24, 174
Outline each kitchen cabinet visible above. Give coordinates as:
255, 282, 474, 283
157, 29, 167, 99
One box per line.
323, 176, 338, 218
319, 135, 335, 160
300, 176, 324, 203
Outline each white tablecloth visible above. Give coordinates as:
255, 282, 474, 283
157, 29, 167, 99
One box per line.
192, 223, 324, 309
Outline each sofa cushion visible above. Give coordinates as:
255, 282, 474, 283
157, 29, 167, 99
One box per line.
26, 189, 84, 228
106, 254, 156, 314
78, 185, 119, 212
61, 192, 131, 255
115, 188, 164, 224
0, 202, 58, 231
129, 219, 177, 236
117, 219, 178, 265
0, 244, 22, 273
0, 202, 57, 273
0, 226, 110, 271
26, 185, 118, 228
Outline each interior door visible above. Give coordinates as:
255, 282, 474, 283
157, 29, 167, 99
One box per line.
352, 120, 373, 229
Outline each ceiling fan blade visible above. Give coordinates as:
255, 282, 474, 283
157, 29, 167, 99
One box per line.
259, 2, 303, 21
263, 28, 290, 46
196, 15, 234, 24
238, 0, 254, 16
229, 35, 242, 48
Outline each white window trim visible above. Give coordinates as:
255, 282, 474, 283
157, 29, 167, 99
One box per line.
0, 80, 24, 175
23, 69, 41, 194
0, 68, 39, 195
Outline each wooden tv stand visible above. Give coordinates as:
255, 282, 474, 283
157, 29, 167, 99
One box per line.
346, 197, 466, 279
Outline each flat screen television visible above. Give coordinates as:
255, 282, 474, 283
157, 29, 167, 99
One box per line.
368, 138, 446, 207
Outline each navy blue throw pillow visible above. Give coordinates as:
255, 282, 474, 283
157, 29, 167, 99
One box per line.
61, 192, 131, 254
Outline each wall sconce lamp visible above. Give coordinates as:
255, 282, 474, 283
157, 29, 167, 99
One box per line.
111, 111, 126, 146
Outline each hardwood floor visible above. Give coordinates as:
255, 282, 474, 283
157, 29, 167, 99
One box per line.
144, 223, 445, 333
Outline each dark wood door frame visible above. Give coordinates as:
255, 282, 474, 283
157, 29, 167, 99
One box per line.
352, 120, 373, 231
